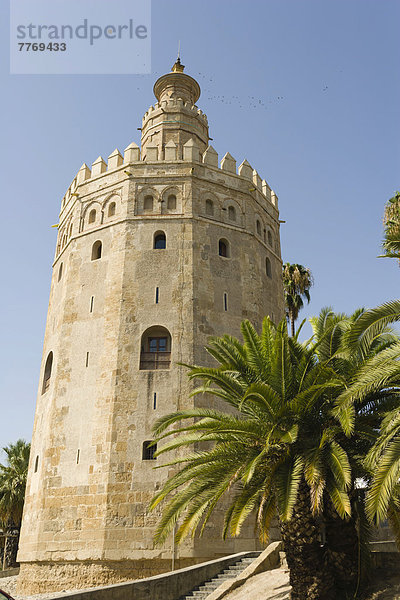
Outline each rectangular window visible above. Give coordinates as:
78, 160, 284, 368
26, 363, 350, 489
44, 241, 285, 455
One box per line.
155, 287, 159, 304
149, 337, 167, 352
142, 441, 157, 460
90, 296, 94, 313
153, 392, 157, 409
86, 352, 89, 367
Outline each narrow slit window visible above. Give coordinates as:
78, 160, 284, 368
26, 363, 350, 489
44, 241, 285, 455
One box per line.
58, 262, 63, 282
90, 296, 94, 313
224, 292, 228, 312
153, 392, 157, 410
142, 441, 157, 460
76, 449, 80, 464
155, 287, 159, 304
266, 257, 272, 278
86, 352, 89, 367
34, 455, 39, 473
42, 351, 53, 394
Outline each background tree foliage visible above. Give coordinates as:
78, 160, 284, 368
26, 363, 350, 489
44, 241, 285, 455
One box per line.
381, 191, 400, 261
282, 263, 313, 336
0, 439, 30, 568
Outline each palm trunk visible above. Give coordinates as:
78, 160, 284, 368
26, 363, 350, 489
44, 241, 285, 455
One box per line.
324, 494, 370, 598
324, 497, 357, 596
280, 480, 336, 600
4, 526, 19, 569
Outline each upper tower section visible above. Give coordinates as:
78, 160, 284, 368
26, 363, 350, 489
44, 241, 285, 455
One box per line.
141, 57, 209, 160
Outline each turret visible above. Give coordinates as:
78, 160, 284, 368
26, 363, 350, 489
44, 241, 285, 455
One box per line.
141, 58, 209, 160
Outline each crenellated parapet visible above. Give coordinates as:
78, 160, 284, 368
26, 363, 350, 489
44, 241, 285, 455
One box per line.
59, 140, 278, 221
142, 99, 208, 126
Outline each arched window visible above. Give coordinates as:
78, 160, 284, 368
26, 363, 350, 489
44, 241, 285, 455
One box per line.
140, 326, 172, 370
154, 232, 166, 249
108, 202, 116, 217
42, 351, 53, 394
206, 199, 214, 216
218, 238, 230, 258
167, 194, 176, 210
256, 220, 261, 236
228, 206, 236, 221
91, 240, 102, 260
144, 195, 153, 212
58, 262, 63, 282
268, 230, 273, 246
88, 209, 96, 224
142, 441, 157, 460
266, 257, 272, 278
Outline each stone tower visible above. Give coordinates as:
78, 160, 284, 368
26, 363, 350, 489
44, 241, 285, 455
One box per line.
17, 60, 284, 595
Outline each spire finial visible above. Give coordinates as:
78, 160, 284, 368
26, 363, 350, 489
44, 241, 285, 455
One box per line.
171, 44, 185, 73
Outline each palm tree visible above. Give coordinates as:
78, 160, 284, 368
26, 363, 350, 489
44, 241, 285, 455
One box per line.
282, 263, 313, 336
150, 308, 400, 599
335, 300, 400, 538
381, 191, 400, 262
150, 318, 355, 599
0, 439, 30, 568
309, 305, 400, 594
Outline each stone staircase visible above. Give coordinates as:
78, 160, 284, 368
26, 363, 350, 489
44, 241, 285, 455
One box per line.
178, 555, 257, 600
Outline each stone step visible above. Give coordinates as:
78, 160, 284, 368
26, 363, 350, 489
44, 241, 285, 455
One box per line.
178, 554, 258, 600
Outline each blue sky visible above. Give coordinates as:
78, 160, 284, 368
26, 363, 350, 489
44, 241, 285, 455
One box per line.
0, 0, 399, 452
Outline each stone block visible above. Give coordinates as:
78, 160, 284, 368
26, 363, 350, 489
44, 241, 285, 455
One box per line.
238, 159, 253, 180
77, 164, 91, 184
253, 169, 262, 190
164, 140, 177, 161
220, 152, 236, 173
124, 142, 140, 163
108, 149, 123, 170
146, 145, 159, 161
262, 179, 271, 197
183, 138, 200, 162
203, 145, 218, 167
91, 156, 107, 177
